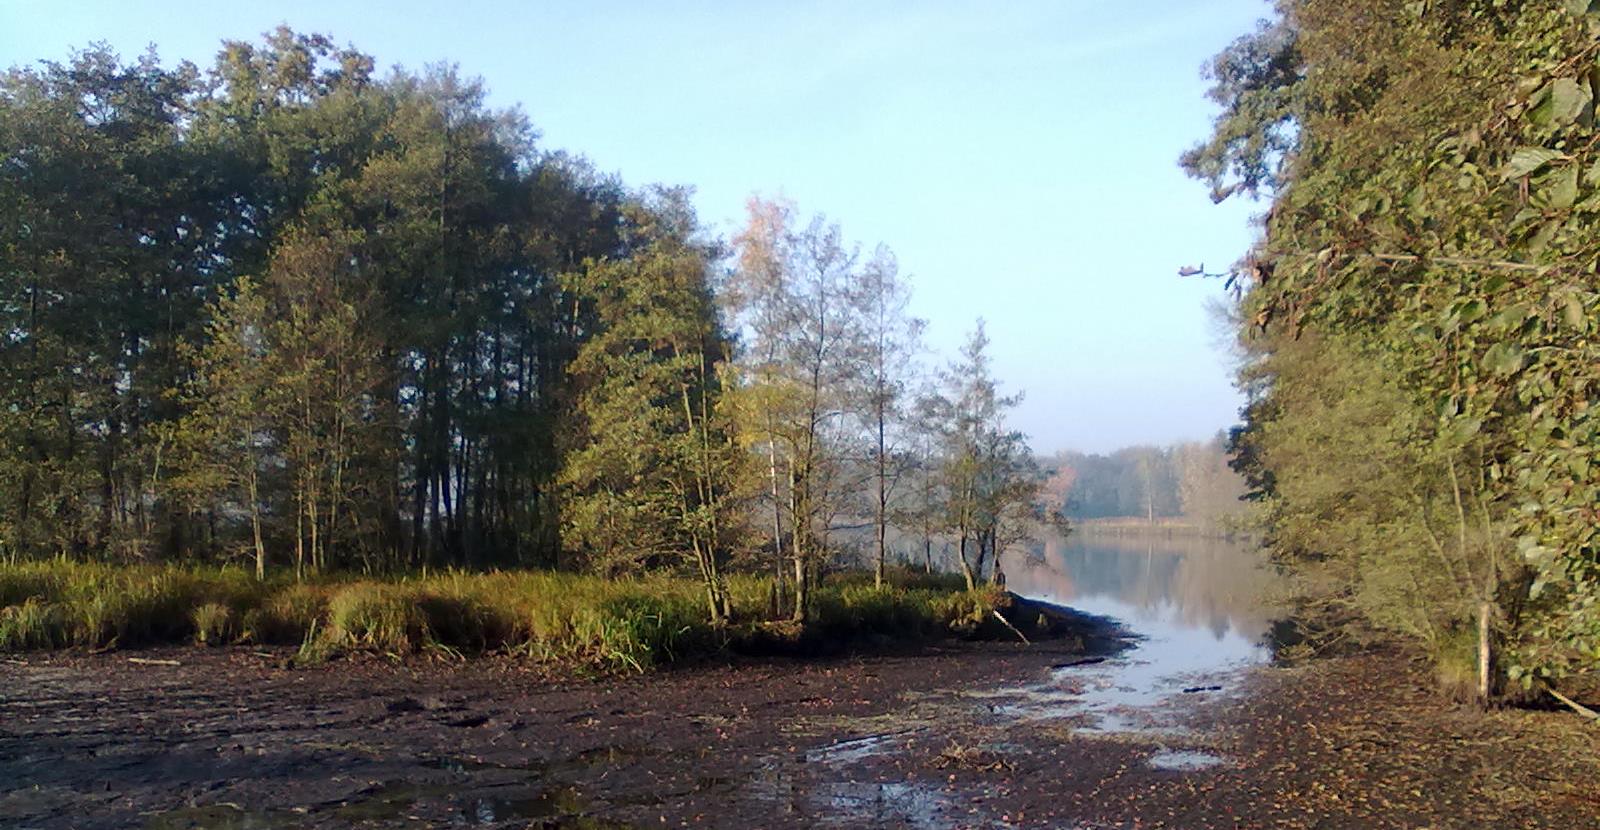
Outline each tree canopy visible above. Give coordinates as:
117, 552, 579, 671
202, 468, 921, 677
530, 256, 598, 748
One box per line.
1192, 1, 1600, 698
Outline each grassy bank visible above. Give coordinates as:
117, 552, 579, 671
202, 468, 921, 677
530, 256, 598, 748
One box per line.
0, 561, 1010, 671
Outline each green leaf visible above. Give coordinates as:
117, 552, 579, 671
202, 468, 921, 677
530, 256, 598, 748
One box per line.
1563, 293, 1590, 331
1503, 147, 1564, 180
1541, 164, 1582, 209
1487, 303, 1529, 332
1549, 77, 1592, 127
1482, 342, 1527, 376
1451, 417, 1483, 440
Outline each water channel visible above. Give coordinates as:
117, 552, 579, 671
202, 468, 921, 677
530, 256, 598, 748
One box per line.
792, 531, 1277, 827
1005, 532, 1275, 745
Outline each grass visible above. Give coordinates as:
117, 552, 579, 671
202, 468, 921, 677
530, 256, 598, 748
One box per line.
0, 560, 1006, 671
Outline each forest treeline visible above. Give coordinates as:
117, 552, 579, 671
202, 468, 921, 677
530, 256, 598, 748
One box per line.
1043, 435, 1247, 527
0, 29, 1042, 625
1191, 1, 1600, 701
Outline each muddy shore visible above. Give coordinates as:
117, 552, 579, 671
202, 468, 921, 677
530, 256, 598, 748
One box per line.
2, 636, 1596, 829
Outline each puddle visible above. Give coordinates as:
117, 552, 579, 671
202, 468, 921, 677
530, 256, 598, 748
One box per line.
803, 731, 907, 764
461, 786, 585, 824
820, 781, 951, 829
1147, 749, 1225, 771
996, 536, 1276, 762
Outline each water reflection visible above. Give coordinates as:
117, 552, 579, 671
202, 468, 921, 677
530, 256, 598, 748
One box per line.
1000, 533, 1276, 742
1009, 533, 1273, 650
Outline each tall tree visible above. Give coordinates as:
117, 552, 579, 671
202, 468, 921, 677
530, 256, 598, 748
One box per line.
851, 246, 924, 588
729, 197, 863, 621
927, 321, 1036, 590
168, 280, 276, 579
558, 193, 741, 621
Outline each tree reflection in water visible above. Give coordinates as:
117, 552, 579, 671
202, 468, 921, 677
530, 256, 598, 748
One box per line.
1008, 532, 1275, 647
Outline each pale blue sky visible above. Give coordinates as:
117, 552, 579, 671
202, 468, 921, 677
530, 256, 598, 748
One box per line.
1, 1, 1270, 453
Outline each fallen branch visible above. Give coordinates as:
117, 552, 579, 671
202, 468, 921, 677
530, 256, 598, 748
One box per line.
1548, 687, 1600, 723
992, 610, 1030, 645
127, 657, 181, 667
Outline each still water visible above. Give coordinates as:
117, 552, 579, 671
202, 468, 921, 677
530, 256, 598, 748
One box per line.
785, 532, 1279, 827
1005, 532, 1275, 737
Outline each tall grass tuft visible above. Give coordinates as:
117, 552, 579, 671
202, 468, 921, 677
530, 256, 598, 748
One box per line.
0, 599, 70, 650
326, 584, 431, 652
192, 603, 234, 646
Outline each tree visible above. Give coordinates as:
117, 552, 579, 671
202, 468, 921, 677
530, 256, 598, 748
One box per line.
850, 245, 923, 588
261, 229, 382, 578
168, 280, 276, 580
927, 321, 1036, 590
729, 197, 863, 622
558, 194, 741, 621
1191, 2, 1600, 701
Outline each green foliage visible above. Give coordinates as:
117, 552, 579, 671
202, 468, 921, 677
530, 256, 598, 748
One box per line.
0, 31, 646, 572
1195, 0, 1600, 689
0, 599, 70, 651
557, 200, 741, 616
326, 585, 431, 652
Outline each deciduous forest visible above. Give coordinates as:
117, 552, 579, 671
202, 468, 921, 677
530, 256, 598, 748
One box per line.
0, 29, 1042, 650
1044, 435, 1247, 529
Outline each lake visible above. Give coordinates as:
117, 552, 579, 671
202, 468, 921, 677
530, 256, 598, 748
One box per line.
1001, 532, 1276, 743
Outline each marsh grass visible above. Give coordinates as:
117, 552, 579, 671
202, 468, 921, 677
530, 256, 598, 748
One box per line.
0, 560, 1004, 671
191, 603, 234, 645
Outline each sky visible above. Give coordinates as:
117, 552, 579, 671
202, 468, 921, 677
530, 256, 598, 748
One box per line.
1, 0, 1271, 455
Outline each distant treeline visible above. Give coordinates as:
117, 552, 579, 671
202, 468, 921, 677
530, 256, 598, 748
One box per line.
0, 29, 1041, 624
1041, 435, 1247, 528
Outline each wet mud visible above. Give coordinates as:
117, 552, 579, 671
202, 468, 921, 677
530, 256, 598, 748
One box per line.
3, 639, 1597, 828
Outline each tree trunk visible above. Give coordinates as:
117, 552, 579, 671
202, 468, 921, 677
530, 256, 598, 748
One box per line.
791, 547, 808, 623
957, 531, 976, 591
248, 470, 266, 582
1477, 599, 1493, 706
874, 409, 887, 590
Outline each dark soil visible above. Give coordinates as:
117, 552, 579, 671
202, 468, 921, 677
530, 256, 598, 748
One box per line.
2, 636, 1595, 829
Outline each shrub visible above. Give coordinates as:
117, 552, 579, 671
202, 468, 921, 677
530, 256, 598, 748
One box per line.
247, 584, 329, 644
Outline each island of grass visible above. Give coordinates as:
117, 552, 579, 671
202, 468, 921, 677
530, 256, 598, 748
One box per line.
0, 562, 1100, 671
